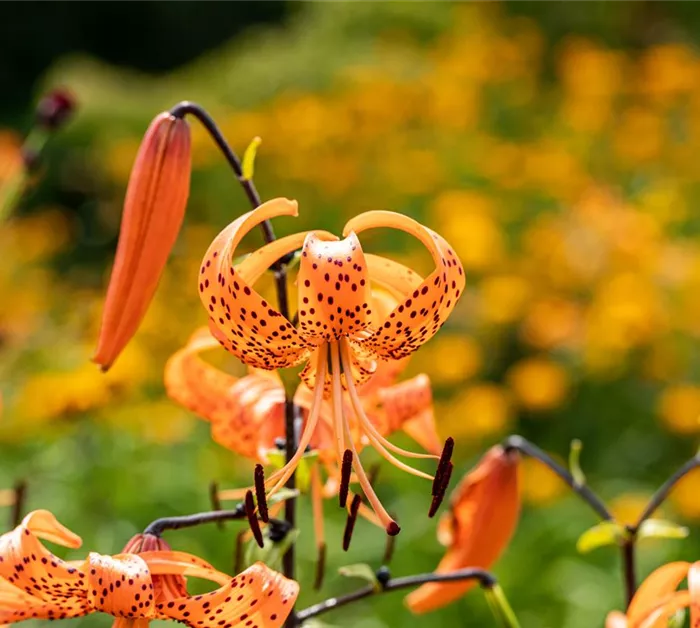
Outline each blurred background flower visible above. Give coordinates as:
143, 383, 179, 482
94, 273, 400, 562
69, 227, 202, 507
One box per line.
3, 2, 700, 627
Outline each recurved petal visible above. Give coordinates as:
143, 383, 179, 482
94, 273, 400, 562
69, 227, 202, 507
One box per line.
0, 510, 86, 608
605, 611, 628, 628
0, 577, 90, 623
627, 562, 690, 624
364, 253, 424, 301
380, 374, 441, 455
156, 562, 298, 628
297, 232, 372, 341
344, 211, 465, 360
405, 446, 520, 614
689, 561, 700, 627
86, 553, 155, 619
199, 198, 311, 370
94, 113, 191, 370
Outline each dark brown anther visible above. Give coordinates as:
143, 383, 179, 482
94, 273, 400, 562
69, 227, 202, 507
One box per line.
432, 437, 454, 496
386, 520, 401, 536
208, 481, 224, 530
313, 542, 327, 590
343, 494, 362, 551
339, 449, 353, 508
233, 530, 246, 574
245, 490, 264, 548
254, 464, 269, 523
428, 461, 454, 518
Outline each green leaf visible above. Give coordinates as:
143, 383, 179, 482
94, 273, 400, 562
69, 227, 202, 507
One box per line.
338, 563, 380, 592
576, 521, 626, 554
266, 451, 319, 493
668, 608, 686, 628
484, 584, 522, 628
268, 487, 300, 506
569, 439, 586, 487
244, 527, 300, 572
637, 519, 689, 542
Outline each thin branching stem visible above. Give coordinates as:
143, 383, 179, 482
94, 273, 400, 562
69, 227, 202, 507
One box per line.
296, 567, 497, 623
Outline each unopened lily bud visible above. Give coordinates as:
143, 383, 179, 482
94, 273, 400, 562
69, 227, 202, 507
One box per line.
94, 112, 191, 370
35, 88, 76, 130
121, 534, 187, 601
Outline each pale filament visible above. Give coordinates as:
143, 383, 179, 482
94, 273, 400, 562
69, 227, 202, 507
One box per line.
339, 339, 437, 475
329, 342, 396, 531
310, 463, 325, 551
329, 342, 347, 463
264, 343, 329, 497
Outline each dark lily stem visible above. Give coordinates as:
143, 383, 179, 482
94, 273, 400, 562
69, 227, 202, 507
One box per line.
630, 454, 700, 531
502, 435, 613, 521
169, 101, 298, 624
621, 536, 636, 608
296, 567, 497, 623
10, 480, 27, 528
143, 505, 247, 537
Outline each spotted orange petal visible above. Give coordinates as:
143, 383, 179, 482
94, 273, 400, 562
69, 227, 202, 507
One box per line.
0, 510, 88, 617
627, 561, 690, 624
379, 374, 441, 455
86, 553, 155, 619
405, 447, 520, 614
200, 198, 312, 370
297, 232, 372, 342
344, 211, 465, 360
165, 327, 285, 460
94, 113, 191, 370
156, 562, 298, 628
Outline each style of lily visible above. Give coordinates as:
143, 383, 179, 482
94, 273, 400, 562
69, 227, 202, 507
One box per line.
0, 510, 298, 627
165, 323, 442, 547
606, 561, 699, 627
405, 446, 520, 614
196, 197, 464, 534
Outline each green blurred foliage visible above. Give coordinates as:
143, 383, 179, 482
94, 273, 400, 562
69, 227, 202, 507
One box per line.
4, 2, 700, 627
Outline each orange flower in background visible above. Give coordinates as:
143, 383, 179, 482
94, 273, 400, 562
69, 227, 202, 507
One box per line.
0, 510, 298, 626
94, 112, 191, 371
405, 446, 520, 614
197, 197, 463, 534
605, 561, 699, 627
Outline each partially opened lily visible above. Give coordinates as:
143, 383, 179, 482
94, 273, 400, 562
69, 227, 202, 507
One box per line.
405, 446, 520, 614
165, 324, 441, 549
606, 561, 699, 627
0, 510, 298, 627
198, 197, 464, 534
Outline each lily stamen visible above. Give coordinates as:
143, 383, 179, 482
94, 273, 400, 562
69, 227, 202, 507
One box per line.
343, 494, 363, 552
254, 464, 269, 523
244, 490, 264, 548
339, 449, 353, 508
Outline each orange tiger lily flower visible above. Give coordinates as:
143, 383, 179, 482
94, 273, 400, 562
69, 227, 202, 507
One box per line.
94, 112, 191, 371
0, 510, 298, 626
606, 561, 700, 627
199, 197, 464, 534
405, 446, 520, 614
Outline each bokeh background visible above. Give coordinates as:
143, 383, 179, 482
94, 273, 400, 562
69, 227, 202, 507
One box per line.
3, 2, 700, 626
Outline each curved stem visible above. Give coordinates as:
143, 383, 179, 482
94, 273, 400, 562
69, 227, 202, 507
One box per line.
630, 454, 700, 532
502, 435, 613, 521
621, 536, 636, 608
143, 505, 246, 537
296, 567, 498, 623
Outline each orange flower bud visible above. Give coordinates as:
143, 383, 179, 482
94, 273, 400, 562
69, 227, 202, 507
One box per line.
406, 446, 520, 614
94, 113, 191, 370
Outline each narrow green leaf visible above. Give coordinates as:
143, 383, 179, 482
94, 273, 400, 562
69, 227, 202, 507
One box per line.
244, 527, 299, 571
576, 521, 626, 554
569, 439, 585, 487
484, 585, 521, 628
637, 519, 689, 542
338, 563, 380, 592
268, 487, 300, 506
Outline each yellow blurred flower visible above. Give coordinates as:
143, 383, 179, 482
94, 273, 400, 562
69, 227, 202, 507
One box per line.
521, 297, 581, 350
613, 107, 664, 166
442, 383, 512, 440
507, 357, 569, 413
520, 457, 567, 506
430, 190, 504, 272
412, 335, 482, 386
657, 384, 700, 435
610, 493, 655, 526
479, 274, 531, 325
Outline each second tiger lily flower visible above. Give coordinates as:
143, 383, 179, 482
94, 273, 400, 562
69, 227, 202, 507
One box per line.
0, 510, 298, 626
405, 446, 520, 614
606, 561, 700, 627
197, 198, 465, 534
